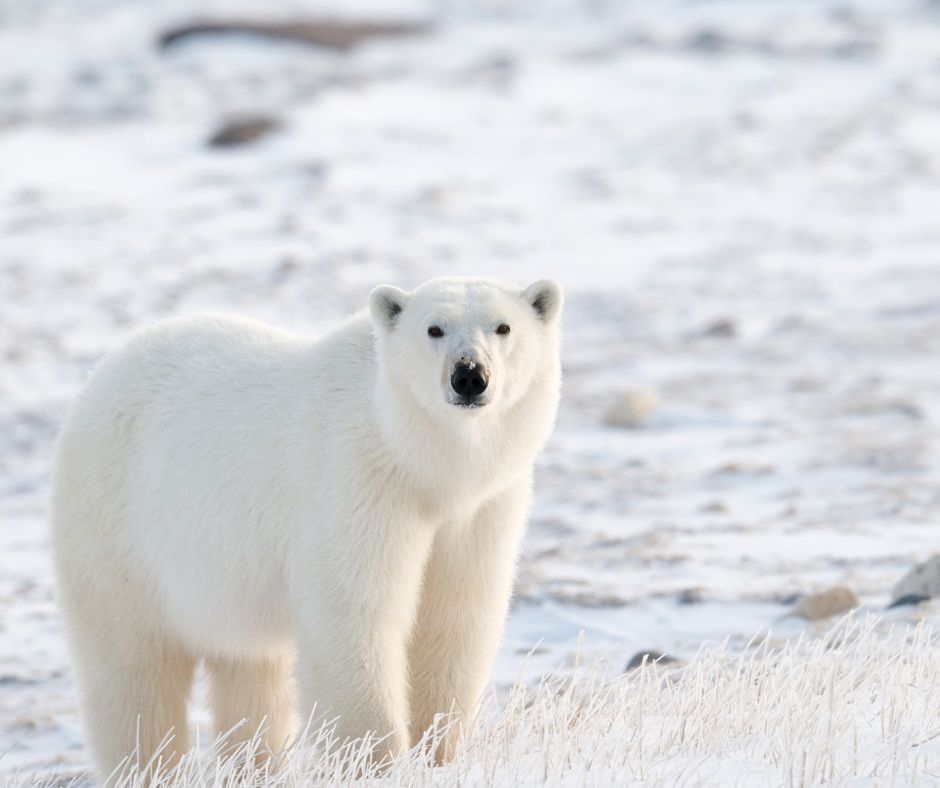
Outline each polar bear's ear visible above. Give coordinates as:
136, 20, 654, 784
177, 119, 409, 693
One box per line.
522, 280, 563, 324
369, 285, 410, 331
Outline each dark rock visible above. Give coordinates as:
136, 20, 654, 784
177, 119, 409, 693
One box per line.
549, 590, 628, 608
891, 556, 940, 606
686, 30, 728, 53
160, 18, 430, 52
700, 501, 728, 514
887, 593, 931, 609
0, 674, 38, 686
701, 318, 737, 338
677, 588, 704, 605
208, 116, 280, 148
626, 650, 679, 671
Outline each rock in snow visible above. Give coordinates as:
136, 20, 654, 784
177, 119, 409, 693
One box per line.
160, 19, 430, 51
700, 318, 737, 338
603, 388, 658, 429
625, 650, 680, 671
888, 593, 931, 609
889, 556, 940, 607
788, 586, 860, 621
208, 116, 280, 148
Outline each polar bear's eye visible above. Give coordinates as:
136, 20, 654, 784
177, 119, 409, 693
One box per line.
428, 326, 444, 338
496, 324, 511, 335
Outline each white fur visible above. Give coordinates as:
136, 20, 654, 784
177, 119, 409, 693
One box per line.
51, 277, 563, 779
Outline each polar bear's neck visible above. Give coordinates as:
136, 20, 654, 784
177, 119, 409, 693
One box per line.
372, 356, 560, 516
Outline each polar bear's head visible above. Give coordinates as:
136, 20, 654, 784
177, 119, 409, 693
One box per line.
369, 278, 563, 421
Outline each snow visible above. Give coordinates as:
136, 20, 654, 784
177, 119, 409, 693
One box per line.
3, 0, 940, 782
7, 615, 940, 786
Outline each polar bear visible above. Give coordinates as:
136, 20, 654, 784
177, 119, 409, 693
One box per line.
51, 277, 563, 779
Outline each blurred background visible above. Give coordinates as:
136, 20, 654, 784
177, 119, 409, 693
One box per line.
3, 0, 940, 775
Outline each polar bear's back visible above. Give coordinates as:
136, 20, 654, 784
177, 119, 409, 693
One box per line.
52, 312, 376, 655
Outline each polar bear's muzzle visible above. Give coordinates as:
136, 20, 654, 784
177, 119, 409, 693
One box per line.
449, 361, 490, 408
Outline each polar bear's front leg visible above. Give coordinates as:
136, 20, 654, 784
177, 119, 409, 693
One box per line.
295, 506, 434, 765
407, 481, 531, 758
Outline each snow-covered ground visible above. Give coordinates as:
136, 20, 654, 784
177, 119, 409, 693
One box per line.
3, 0, 940, 782
9, 615, 940, 787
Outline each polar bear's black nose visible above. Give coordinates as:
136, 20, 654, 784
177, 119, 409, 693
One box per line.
451, 362, 489, 397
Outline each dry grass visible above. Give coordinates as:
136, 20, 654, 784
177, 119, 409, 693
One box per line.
6, 614, 940, 787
